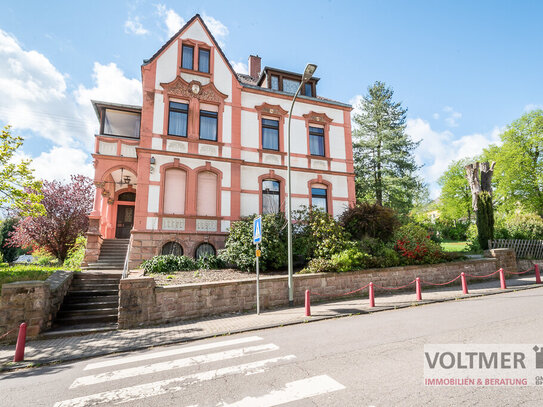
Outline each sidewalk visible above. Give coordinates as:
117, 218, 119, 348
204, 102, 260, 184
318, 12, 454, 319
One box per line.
1, 276, 542, 370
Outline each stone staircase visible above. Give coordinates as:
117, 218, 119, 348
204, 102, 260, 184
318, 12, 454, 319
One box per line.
43, 272, 121, 337
84, 239, 129, 271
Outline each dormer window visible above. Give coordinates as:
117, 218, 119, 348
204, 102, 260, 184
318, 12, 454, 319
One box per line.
282, 78, 300, 94
182, 45, 194, 70
304, 83, 313, 97
198, 48, 210, 73
270, 75, 279, 90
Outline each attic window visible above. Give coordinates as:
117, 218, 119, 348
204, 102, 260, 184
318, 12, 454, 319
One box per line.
182, 45, 194, 70
198, 49, 210, 73
270, 75, 279, 90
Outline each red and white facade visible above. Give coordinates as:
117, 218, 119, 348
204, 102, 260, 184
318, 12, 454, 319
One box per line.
83, 15, 355, 269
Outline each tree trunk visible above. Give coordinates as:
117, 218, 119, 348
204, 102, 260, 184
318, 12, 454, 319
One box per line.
476, 192, 494, 250
465, 162, 496, 250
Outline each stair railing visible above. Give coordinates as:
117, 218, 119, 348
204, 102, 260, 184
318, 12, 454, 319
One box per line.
122, 242, 131, 279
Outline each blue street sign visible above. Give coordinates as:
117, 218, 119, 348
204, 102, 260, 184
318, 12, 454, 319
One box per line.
253, 216, 262, 244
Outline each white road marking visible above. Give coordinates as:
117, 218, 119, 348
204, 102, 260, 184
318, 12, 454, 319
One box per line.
83, 335, 263, 370
54, 355, 296, 407
218, 375, 346, 406
71, 343, 279, 388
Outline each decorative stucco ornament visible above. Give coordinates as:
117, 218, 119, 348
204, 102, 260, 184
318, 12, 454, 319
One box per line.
191, 83, 200, 94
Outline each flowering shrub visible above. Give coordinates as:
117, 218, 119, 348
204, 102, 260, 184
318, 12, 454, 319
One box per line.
393, 223, 444, 264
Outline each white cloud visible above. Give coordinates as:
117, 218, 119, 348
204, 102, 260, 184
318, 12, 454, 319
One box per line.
156, 4, 185, 38
443, 106, 462, 127
406, 118, 502, 198
230, 61, 248, 75
30, 146, 94, 181
348, 94, 364, 124
124, 17, 148, 36
0, 29, 143, 182
0, 29, 84, 147
432, 113, 440, 120
524, 103, 543, 112
202, 14, 229, 46
74, 62, 142, 148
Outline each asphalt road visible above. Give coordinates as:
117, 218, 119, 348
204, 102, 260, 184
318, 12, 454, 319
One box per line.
1, 287, 542, 406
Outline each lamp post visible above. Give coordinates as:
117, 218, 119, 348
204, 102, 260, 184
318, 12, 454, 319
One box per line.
287, 63, 317, 306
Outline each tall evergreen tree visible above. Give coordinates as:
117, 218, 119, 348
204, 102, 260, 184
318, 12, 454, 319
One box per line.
352, 81, 423, 213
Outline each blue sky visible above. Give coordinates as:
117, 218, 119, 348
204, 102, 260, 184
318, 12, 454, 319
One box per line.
1, 0, 542, 197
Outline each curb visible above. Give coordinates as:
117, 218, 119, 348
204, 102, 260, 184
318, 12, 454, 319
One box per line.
1, 282, 542, 372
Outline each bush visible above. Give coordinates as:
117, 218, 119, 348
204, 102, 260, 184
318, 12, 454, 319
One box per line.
339, 202, 399, 242
466, 223, 482, 252
299, 258, 338, 274
219, 213, 287, 272
0, 218, 30, 263
330, 247, 371, 272
503, 213, 543, 240
196, 254, 225, 270
394, 223, 445, 264
33, 247, 61, 267
293, 206, 350, 260
141, 254, 197, 274
63, 236, 87, 271
358, 238, 402, 268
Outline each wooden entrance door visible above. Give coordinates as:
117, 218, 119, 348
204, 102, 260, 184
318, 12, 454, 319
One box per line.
115, 205, 134, 239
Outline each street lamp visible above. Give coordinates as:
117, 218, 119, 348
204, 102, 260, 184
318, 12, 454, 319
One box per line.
287, 63, 317, 306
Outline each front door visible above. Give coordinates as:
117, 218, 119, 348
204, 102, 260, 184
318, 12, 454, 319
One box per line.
115, 205, 134, 239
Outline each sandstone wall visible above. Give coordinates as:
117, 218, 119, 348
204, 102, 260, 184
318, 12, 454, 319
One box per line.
0, 270, 73, 342
119, 252, 518, 328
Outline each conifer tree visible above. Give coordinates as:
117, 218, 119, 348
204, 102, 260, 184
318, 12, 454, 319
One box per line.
352, 81, 423, 213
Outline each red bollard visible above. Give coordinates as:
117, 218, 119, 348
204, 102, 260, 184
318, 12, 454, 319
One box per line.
13, 322, 27, 362
416, 277, 422, 301
535, 264, 541, 284
499, 268, 507, 289
305, 290, 311, 317
461, 272, 469, 294
369, 282, 375, 308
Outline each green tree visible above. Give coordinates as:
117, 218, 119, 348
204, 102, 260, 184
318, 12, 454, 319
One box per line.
352, 81, 423, 213
0, 126, 44, 216
483, 110, 543, 215
437, 158, 474, 221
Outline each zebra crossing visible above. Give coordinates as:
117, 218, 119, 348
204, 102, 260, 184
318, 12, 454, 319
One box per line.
54, 335, 345, 406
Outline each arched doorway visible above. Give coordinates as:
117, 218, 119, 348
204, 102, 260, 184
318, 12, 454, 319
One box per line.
115, 191, 136, 239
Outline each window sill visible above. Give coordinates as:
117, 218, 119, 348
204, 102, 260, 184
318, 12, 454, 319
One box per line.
178, 67, 212, 78
259, 148, 286, 156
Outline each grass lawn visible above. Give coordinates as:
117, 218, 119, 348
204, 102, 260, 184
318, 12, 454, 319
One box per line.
441, 240, 469, 253
0, 264, 60, 287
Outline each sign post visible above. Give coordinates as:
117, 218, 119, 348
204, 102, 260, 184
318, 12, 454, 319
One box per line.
253, 216, 262, 315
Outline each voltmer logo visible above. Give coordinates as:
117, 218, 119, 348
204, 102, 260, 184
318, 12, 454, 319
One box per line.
424, 344, 543, 386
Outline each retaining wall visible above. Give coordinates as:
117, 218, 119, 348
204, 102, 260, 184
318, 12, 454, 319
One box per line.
0, 270, 73, 342
118, 249, 516, 329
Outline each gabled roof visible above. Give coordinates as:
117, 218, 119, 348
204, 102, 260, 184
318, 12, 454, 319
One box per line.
143, 14, 241, 86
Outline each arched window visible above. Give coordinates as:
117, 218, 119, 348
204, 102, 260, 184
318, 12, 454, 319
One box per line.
118, 192, 136, 202
262, 180, 280, 214
195, 243, 216, 259
311, 184, 328, 212
161, 242, 183, 256
164, 168, 186, 214
197, 171, 217, 216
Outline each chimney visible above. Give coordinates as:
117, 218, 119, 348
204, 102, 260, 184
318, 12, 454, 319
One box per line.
248, 55, 261, 79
